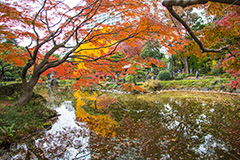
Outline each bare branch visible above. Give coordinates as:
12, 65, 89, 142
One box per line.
38, 26, 142, 74
32, 0, 47, 45
25, 47, 33, 58
49, 0, 96, 29
61, 0, 102, 46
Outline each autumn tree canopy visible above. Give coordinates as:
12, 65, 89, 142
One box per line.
0, 0, 177, 105
161, 0, 240, 87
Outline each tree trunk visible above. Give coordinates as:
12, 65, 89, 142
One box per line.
181, 56, 189, 75
16, 86, 34, 106
184, 56, 189, 75
16, 76, 39, 106
171, 54, 174, 79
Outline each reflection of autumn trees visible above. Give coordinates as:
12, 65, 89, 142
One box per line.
81, 93, 239, 159
74, 89, 115, 110
76, 107, 119, 137
74, 90, 119, 137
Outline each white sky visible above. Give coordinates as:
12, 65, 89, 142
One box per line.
19, 0, 85, 46
65, 0, 85, 8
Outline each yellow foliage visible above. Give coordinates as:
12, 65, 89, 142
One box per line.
74, 90, 98, 108
74, 90, 119, 137
74, 29, 115, 69
212, 60, 217, 66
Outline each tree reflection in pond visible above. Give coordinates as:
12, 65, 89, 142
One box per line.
75, 91, 240, 159
75, 90, 119, 137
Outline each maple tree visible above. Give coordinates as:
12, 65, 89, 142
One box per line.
72, 39, 166, 92
0, 0, 39, 53
0, 0, 178, 105
3, 0, 239, 107
0, 40, 28, 81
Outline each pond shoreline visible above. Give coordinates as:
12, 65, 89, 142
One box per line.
100, 88, 240, 96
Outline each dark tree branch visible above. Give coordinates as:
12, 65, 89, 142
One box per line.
33, 0, 47, 45
162, 0, 240, 7
166, 6, 230, 53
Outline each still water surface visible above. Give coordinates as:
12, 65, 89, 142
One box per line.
3, 91, 240, 159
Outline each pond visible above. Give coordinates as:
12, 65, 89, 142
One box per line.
2, 90, 240, 159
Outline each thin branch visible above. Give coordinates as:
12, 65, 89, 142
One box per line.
25, 47, 33, 59
49, 0, 96, 29
44, 9, 57, 46
32, 0, 47, 45
38, 28, 141, 74
61, 0, 102, 46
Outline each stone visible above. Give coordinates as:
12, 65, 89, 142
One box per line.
219, 86, 225, 91
210, 81, 215, 85
50, 79, 59, 87
215, 79, 222, 84
210, 85, 215, 90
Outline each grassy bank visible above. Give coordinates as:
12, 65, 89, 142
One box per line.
0, 102, 56, 149
0, 84, 56, 149
0, 80, 76, 149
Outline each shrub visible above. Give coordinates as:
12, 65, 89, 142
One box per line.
125, 74, 136, 84
210, 67, 223, 76
188, 74, 195, 77
158, 70, 171, 81
175, 73, 187, 80
145, 80, 161, 91
220, 73, 232, 78
174, 77, 183, 80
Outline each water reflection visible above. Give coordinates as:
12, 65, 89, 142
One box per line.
75, 91, 240, 159
1, 101, 90, 160
2, 91, 239, 159
35, 101, 90, 159
75, 90, 119, 137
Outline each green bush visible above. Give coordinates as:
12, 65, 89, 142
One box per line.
175, 73, 187, 80
125, 74, 135, 83
145, 80, 161, 91
174, 77, 183, 80
188, 74, 195, 77
158, 70, 171, 81
210, 67, 223, 76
